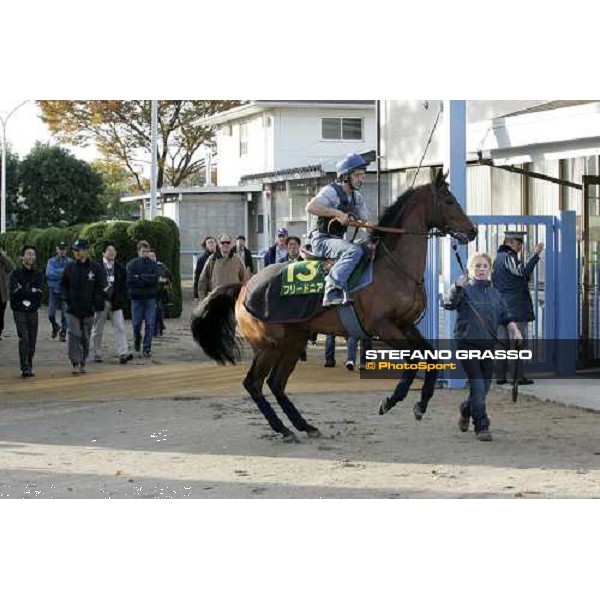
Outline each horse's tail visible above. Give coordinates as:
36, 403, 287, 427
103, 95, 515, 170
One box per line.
191, 283, 243, 365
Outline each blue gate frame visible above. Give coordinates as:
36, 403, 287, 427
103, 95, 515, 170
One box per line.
418, 211, 577, 378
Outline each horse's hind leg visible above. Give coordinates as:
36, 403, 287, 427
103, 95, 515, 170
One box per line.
266, 344, 322, 438
243, 349, 298, 442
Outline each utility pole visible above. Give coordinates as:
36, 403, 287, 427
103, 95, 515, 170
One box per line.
149, 100, 158, 220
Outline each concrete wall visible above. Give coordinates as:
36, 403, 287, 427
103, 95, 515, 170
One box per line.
171, 194, 247, 277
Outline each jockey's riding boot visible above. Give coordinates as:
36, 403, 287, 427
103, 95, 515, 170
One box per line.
323, 284, 344, 306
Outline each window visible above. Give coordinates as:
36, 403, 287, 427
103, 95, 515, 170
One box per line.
321, 117, 362, 140
239, 122, 248, 156
256, 214, 264, 234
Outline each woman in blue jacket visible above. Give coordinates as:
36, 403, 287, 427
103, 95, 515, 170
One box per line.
444, 252, 522, 441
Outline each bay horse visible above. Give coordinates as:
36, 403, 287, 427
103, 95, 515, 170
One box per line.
191, 171, 477, 441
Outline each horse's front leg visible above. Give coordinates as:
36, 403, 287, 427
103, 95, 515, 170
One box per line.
373, 320, 415, 416
402, 324, 439, 420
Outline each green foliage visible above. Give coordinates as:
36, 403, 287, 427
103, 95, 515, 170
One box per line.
156, 216, 182, 318
0, 217, 182, 317
80, 221, 112, 259
90, 159, 142, 219
16, 143, 105, 228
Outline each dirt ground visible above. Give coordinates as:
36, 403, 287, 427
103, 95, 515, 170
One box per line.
1, 284, 599, 498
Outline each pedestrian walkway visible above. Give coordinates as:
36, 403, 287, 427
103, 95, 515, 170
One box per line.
511, 376, 600, 412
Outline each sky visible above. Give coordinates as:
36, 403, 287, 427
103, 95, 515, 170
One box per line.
0, 99, 99, 162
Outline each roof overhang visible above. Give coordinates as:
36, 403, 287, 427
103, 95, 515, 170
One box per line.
469, 101, 600, 165
200, 100, 375, 127
120, 184, 263, 203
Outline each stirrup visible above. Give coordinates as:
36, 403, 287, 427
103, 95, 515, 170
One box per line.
323, 287, 344, 306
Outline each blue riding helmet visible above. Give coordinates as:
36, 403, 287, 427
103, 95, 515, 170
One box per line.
336, 153, 369, 180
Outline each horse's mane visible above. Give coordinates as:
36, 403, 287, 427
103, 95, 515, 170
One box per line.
369, 187, 416, 243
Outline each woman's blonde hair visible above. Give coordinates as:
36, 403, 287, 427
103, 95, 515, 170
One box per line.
467, 252, 492, 276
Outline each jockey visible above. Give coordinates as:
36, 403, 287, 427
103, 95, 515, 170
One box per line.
306, 152, 371, 306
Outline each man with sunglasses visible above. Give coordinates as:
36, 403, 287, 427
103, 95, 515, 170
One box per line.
196, 234, 247, 302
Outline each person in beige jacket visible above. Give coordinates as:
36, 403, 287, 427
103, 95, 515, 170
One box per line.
0, 245, 15, 339
197, 234, 247, 302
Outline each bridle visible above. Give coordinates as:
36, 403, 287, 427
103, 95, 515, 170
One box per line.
347, 181, 467, 240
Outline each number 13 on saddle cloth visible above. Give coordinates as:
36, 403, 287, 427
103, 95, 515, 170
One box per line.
280, 261, 327, 296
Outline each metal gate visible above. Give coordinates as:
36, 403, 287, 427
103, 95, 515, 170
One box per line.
581, 176, 600, 367
418, 211, 577, 376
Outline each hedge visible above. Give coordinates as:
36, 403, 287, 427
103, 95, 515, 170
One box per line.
0, 218, 182, 318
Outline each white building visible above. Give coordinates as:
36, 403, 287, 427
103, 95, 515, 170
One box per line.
200, 100, 377, 251
203, 100, 376, 186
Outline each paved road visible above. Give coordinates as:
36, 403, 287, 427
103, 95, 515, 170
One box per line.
1, 290, 600, 498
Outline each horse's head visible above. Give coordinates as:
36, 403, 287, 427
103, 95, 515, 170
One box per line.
425, 170, 477, 244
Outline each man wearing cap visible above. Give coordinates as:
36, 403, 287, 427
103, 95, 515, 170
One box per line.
263, 228, 289, 267
45, 241, 72, 342
306, 152, 371, 306
9, 245, 43, 377
61, 239, 105, 374
492, 230, 544, 385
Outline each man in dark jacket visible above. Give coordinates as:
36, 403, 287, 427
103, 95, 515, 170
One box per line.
233, 235, 254, 275
9, 245, 43, 377
126, 240, 159, 357
263, 227, 288, 267
61, 239, 105, 374
492, 230, 544, 385
193, 236, 217, 300
91, 241, 133, 364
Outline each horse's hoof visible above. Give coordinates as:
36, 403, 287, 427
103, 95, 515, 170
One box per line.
282, 432, 301, 444
306, 426, 322, 438
413, 402, 424, 421
379, 397, 392, 415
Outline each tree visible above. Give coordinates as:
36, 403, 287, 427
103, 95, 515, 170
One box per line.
39, 100, 243, 191
17, 143, 105, 228
91, 158, 145, 219
0, 146, 19, 228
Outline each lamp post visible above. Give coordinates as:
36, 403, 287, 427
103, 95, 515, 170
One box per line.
0, 100, 29, 233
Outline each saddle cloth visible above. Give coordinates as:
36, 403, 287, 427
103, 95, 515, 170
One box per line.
243, 251, 374, 324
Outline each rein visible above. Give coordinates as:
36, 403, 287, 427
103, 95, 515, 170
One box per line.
349, 217, 448, 238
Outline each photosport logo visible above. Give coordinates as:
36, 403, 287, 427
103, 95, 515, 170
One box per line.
361, 347, 533, 379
